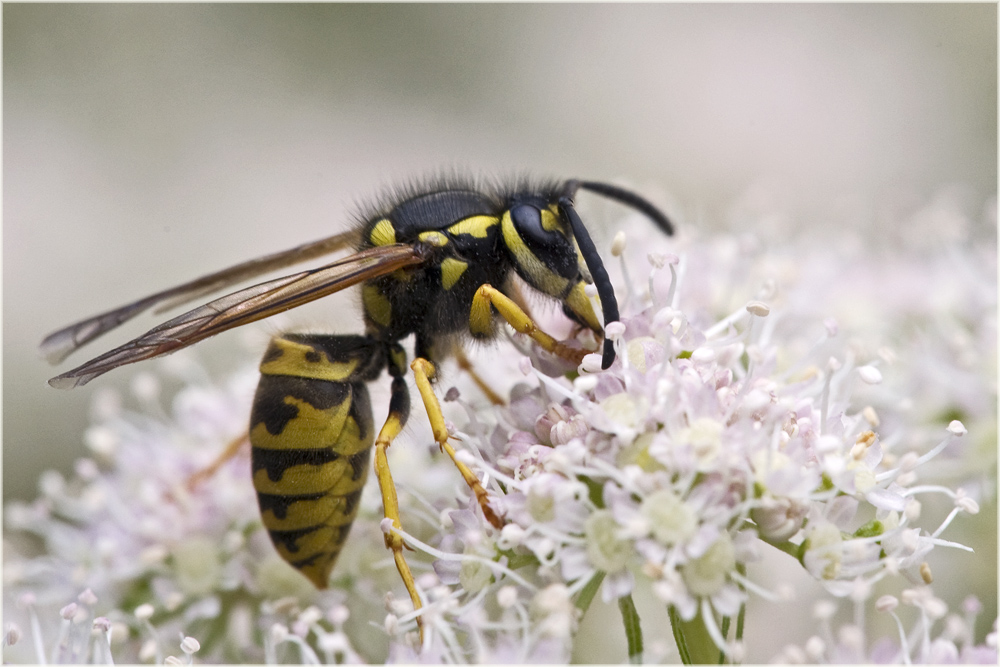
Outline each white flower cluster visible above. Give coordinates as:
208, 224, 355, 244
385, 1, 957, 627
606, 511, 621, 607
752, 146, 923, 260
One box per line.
3, 364, 388, 663
773, 592, 997, 663
390, 209, 995, 662
4, 191, 995, 663
414, 264, 984, 660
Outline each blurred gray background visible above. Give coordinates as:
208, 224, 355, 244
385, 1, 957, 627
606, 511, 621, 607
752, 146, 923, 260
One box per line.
3, 5, 996, 654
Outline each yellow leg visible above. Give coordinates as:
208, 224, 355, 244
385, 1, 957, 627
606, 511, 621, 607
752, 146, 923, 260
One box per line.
411, 358, 504, 529
471, 284, 588, 366
373, 407, 424, 642
451, 344, 505, 406
186, 432, 248, 492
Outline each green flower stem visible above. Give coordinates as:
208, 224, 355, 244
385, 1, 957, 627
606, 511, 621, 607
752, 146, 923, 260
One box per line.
764, 538, 802, 560
736, 601, 745, 645
669, 605, 721, 664
718, 616, 730, 664
618, 594, 644, 664
575, 571, 606, 612
735, 562, 746, 646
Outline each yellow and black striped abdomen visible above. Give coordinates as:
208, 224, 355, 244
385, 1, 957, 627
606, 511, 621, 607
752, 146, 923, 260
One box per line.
249, 334, 384, 588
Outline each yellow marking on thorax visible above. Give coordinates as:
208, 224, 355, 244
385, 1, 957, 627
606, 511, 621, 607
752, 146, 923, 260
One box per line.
260, 339, 360, 381
417, 231, 449, 247
440, 257, 468, 290
447, 215, 498, 238
362, 285, 392, 328
369, 219, 396, 246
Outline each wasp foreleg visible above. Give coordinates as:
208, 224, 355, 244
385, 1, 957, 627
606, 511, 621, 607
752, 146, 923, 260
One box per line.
470, 284, 589, 366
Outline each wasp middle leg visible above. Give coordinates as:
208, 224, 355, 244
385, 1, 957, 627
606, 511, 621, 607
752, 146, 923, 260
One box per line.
410, 357, 505, 530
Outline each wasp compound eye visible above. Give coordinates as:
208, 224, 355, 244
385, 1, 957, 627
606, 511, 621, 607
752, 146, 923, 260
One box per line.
508, 203, 578, 280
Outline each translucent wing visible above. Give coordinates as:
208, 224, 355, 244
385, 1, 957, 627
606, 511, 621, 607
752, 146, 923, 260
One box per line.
40, 229, 361, 365
47, 243, 429, 389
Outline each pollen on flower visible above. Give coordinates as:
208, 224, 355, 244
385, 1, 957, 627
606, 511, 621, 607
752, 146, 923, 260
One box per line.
496, 585, 518, 609
956, 495, 980, 514
611, 230, 627, 257
580, 353, 604, 373
857, 365, 882, 384
862, 406, 880, 427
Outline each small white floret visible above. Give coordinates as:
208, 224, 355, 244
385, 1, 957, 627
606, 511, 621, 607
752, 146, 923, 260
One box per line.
857, 366, 882, 384
746, 300, 770, 317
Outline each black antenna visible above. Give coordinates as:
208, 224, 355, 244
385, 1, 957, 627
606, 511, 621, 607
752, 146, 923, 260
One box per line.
558, 197, 620, 370
577, 180, 674, 235
559, 179, 674, 369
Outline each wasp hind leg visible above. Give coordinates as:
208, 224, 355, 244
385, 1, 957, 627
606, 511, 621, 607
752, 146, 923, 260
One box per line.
372, 347, 426, 641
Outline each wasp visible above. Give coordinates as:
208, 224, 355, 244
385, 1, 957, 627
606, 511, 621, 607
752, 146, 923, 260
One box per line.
41, 176, 673, 635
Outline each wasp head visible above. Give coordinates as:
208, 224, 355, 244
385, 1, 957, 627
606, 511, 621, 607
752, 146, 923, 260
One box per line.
500, 194, 611, 362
